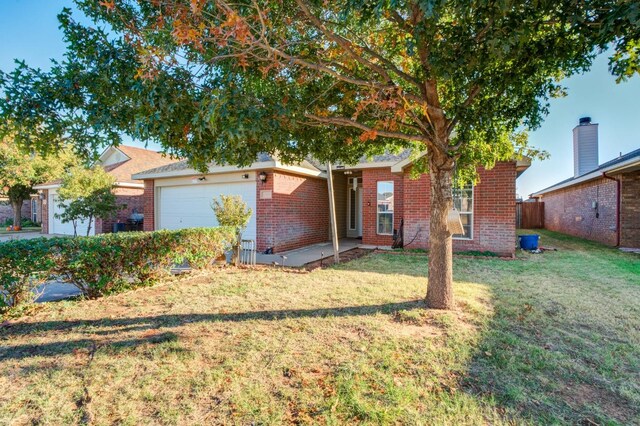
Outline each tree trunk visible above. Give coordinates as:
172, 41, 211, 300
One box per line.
425, 151, 455, 310
86, 215, 93, 236
10, 198, 24, 228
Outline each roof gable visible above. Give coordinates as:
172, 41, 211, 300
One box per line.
101, 145, 178, 184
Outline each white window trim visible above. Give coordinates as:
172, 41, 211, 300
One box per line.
31, 199, 38, 222
376, 181, 394, 236
452, 184, 474, 241
348, 177, 357, 231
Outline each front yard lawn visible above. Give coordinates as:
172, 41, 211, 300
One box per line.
1, 230, 638, 424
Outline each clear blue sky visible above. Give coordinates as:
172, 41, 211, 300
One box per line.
2, 0, 639, 197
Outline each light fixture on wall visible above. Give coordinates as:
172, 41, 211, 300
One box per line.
191, 176, 207, 184
37, 190, 45, 200
259, 171, 268, 184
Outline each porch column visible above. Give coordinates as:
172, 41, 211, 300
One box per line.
326, 163, 340, 263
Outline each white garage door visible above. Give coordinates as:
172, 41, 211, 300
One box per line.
48, 189, 95, 236
158, 182, 257, 241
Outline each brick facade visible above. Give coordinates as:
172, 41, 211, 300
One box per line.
541, 177, 618, 246
0, 199, 32, 224
361, 162, 516, 256
361, 168, 405, 247
94, 187, 145, 233
620, 171, 640, 247
256, 171, 329, 252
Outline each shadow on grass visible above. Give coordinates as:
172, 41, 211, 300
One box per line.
0, 300, 424, 361
458, 234, 640, 425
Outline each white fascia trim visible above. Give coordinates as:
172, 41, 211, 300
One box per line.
531, 157, 640, 197
335, 161, 399, 172
133, 161, 286, 180
391, 150, 427, 173
114, 182, 145, 189
134, 160, 327, 180
33, 183, 61, 190
34, 181, 144, 190
273, 161, 326, 178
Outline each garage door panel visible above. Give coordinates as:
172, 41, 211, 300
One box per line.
158, 182, 257, 241
49, 191, 95, 236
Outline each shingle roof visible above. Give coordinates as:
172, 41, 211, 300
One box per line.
134, 153, 276, 177
358, 149, 412, 164
532, 148, 640, 195
316, 149, 412, 170
134, 149, 413, 177
103, 146, 178, 183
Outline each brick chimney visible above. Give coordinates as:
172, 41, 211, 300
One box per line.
573, 117, 599, 177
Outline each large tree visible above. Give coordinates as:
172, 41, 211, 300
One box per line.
0, 1, 637, 308
0, 136, 77, 227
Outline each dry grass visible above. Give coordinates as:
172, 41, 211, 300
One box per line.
0, 230, 638, 425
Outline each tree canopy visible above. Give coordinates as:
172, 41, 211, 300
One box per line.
0, 136, 78, 226
0, 0, 637, 308
56, 165, 123, 237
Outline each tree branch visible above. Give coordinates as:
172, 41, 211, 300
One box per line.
304, 113, 429, 142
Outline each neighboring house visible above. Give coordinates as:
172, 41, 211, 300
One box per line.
134, 152, 529, 256
34, 146, 177, 235
0, 198, 33, 224
531, 117, 640, 248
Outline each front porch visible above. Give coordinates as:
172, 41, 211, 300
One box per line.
256, 238, 368, 267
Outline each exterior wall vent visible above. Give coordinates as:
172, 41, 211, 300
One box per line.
573, 117, 598, 177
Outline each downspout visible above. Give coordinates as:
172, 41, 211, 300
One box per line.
602, 172, 621, 246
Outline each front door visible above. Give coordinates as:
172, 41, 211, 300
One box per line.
346, 177, 363, 238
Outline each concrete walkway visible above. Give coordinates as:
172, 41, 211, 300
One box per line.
256, 239, 363, 267
0, 231, 46, 243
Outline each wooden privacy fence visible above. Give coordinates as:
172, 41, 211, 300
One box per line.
516, 201, 545, 229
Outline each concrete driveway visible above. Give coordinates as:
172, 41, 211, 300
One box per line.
35, 282, 83, 303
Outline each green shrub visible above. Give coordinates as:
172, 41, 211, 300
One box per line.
2, 217, 40, 228
211, 195, 252, 266
54, 227, 235, 298
0, 227, 235, 308
0, 237, 57, 311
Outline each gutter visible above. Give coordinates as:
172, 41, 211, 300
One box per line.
602, 172, 621, 246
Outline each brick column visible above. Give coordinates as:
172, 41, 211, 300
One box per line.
143, 180, 155, 232
41, 190, 49, 234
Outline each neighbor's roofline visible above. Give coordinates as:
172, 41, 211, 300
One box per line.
531, 155, 640, 197
132, 160, 326, 180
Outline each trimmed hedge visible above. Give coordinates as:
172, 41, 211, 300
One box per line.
0, 238, 55, 310
0, 227, 235, 310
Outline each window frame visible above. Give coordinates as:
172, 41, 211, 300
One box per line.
452, 184, 474, 241
376, 180, 394, 236
348, 177, 357, 231
31, 198, 38, 223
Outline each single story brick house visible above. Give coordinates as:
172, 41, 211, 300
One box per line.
531, 118, 640, 248
35, 145, 176, 235
134, 152, 529, 256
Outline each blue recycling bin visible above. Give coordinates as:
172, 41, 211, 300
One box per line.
519, 234, 539, 250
